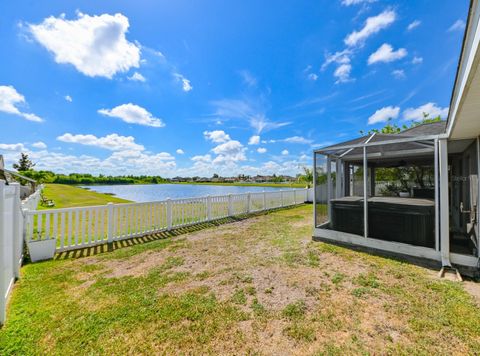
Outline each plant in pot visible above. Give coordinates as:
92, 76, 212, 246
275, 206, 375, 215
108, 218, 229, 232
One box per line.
27, 229, 56, 262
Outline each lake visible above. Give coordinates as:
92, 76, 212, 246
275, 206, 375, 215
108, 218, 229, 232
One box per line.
83, 184, 299, 202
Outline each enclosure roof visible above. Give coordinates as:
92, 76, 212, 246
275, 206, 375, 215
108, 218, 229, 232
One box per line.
317, 122, 444, 151
314, 122, 445, 162
400, 121, 447, 136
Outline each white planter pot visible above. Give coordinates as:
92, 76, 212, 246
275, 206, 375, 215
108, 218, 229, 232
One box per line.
28, 239, 56, 262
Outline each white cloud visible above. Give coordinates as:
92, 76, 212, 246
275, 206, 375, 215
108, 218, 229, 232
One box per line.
334, 64, 353, 83
0, 143, 25, 151
403, 102, 449, 121
407, 20, 421, 31
321, 49, 354, 83
128, 72, 146, 82
345, 10, 396, 47
281, 149, 289, 155
57, 133, 144, 151
176, 149, 184, 155
98, 103, 164, 127
173, 73, 193, 92
28, 13, 140, 78
191, 154, 211, 162
211, 140, 246, 164
203, 130, 231, 143
392, 69, 406, 79
257, 147, 267, 154
341, 0, 376, 6
368, 43, 407, 64
307, 73, 318, 81
64, 95, 72, 102
239, 70, 257, 87
368, 105, 400, 125
0, 85, 43, 122
283, 136, 313, 144
412, 56, 423, 65
248, 135, 260, 145
448, 19, 466, 32
321, 49, 352, 71
32, 141, 47, 149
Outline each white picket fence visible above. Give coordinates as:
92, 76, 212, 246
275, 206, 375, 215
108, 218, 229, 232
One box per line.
0, 182, 27, 324
24, 189, 308, 253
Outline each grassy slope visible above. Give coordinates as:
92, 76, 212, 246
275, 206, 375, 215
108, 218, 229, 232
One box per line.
1, 205, 479, 354
41, 184, 130, 209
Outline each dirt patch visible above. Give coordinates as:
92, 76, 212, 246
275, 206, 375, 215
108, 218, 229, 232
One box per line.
463, 280, 480, 306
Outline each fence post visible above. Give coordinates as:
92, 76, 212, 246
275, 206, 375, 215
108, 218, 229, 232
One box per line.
228, 194, 233, 216
206, 195, 212, 221
263, 190, 267, 211
246, 193, 251, 213
0, 181, 6, 325
166, 199, 172, 230
107, 203, 114, 243
280, 190, 284, 207
11, 183, 22, 279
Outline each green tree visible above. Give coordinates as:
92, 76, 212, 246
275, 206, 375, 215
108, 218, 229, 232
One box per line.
359, 114, 442, 136
298, 166, 314, 187
13, 153, 35, 171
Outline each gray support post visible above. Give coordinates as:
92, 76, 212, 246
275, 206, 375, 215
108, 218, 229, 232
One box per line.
327, 156, 332, 221
335, 159, 342, 199
363, 146, 368, 238
343, 162, 350, 197
439, 139, 451, 266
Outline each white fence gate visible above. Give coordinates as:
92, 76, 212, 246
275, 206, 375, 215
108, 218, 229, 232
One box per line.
24, 189, 308, 253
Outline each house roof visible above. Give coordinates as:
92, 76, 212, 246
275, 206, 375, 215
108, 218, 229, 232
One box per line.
446, 0, 480, 139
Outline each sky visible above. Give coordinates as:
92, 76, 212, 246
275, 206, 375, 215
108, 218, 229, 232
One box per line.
0, 0, 469, 178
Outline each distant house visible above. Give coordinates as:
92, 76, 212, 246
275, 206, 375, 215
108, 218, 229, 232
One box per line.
313, 2, 480, 276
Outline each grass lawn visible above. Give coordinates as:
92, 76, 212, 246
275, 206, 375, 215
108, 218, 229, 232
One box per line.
40, 184, 131, 209
2, 205, 480, 354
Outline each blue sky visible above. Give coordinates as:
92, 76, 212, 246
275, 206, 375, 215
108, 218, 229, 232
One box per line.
0, 0, 469, 177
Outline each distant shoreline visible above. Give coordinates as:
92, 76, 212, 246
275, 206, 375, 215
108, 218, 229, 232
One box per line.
77, 181, 308, 189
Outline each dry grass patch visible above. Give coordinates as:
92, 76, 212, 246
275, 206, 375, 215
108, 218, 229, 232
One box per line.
1, 205, 480, 355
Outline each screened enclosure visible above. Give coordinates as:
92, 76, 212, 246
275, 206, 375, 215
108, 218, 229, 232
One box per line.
314, 132, 440, 251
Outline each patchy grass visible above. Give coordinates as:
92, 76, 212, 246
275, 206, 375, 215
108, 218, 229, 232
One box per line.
1, 205, 480, 354
40, 184, 130, 209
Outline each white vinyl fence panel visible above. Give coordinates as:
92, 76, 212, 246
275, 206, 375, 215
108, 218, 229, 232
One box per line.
0, 182, 23, 325
24, 189, 308, 253
21, 184, 42, 211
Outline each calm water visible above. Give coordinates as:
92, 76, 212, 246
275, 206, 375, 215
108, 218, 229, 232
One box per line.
82, 184, 297, 202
